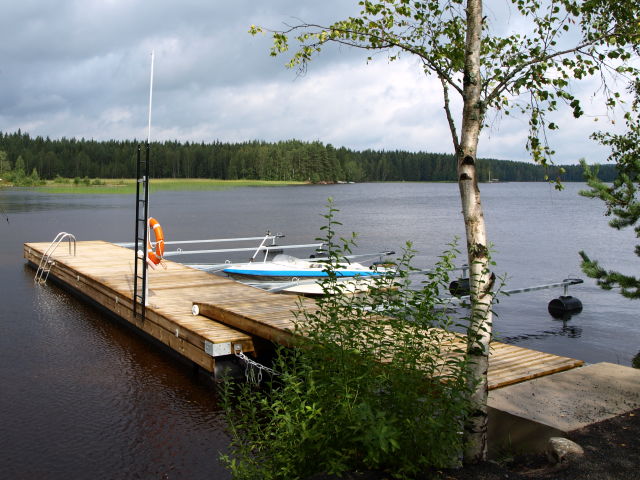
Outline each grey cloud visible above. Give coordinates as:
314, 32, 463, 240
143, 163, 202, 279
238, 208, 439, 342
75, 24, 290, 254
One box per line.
0, 0, 626, 163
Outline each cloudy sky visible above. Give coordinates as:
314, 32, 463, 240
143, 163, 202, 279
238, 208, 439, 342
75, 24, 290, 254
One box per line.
0, 0, 628, 163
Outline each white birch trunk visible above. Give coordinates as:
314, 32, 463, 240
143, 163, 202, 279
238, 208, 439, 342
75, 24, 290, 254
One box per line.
459, 0, 492, 463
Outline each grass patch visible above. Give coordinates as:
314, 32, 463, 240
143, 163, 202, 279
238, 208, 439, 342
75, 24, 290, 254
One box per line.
36, 178, 305, 194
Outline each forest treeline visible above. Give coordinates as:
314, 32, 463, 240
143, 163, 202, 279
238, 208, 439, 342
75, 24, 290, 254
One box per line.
0, 130, 615, 183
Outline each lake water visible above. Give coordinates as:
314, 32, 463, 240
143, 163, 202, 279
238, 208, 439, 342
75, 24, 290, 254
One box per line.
0, 182, 637, 479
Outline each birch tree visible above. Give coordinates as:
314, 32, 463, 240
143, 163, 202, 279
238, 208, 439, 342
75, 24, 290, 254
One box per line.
252, 0, 639, 463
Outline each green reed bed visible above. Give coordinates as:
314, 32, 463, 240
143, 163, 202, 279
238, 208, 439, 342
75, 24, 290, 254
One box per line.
36, 178, 304, 194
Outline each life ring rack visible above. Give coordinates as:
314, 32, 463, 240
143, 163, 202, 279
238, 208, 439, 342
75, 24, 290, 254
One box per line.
147, 217, 165, 265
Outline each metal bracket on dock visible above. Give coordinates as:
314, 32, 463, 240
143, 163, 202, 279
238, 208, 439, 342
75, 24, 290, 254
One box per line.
204, 340, 232, 357
233, 345, 279, 384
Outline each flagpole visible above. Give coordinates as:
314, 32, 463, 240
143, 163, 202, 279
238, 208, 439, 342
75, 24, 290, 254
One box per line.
147, 50, 154, 144
145, 50, 154, 305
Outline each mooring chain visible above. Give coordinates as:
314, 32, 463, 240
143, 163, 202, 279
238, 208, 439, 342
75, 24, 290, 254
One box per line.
234, 350, 278, 384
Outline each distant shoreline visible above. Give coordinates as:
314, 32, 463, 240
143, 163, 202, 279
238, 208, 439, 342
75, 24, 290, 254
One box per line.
1, 178, 306, 194
0, 177, 595, 194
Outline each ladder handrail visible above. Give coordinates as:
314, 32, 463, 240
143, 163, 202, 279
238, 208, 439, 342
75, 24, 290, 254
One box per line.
34, 232, 76, 284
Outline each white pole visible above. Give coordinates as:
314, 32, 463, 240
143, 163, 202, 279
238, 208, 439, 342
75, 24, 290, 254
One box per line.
145, 50, 155, 305
147, 50, 154, 144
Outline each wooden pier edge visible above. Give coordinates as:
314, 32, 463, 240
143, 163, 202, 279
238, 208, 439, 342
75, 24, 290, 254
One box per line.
194, 302, 296, 348
24, 241, 255, 374
192, 300, 585, 391
24, 240, 585, 389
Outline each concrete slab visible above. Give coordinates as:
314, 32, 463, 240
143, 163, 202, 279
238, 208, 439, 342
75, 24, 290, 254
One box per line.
489, 362, 640, 432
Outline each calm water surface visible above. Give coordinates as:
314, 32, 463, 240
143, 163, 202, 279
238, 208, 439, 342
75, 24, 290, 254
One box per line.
0, 182, 637, 479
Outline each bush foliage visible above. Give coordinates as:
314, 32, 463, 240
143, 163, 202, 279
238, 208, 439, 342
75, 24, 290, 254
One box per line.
220, 201, 473, 479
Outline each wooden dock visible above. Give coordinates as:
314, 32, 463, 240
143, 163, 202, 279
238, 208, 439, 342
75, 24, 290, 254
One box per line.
24, 240, 584, 387
24, 241, 256, 372
193, 301, 585, 390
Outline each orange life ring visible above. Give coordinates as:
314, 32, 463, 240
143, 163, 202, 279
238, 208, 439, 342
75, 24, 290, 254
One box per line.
147, 217, 165, 265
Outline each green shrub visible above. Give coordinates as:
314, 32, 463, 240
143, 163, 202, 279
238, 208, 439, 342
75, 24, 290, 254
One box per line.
4, 170, 16, 183
29, 168, 45, 186
8, 167, 42, 186
220, 200, 472, 479
54, 175, 70, 184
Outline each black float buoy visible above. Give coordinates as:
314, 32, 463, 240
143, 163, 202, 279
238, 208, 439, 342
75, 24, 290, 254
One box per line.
449, 277, 470, 297
548, 295, 583, 318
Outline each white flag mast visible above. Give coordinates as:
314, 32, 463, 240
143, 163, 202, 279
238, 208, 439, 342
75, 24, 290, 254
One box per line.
147, 50, 154, 145
144, 50, 155, 304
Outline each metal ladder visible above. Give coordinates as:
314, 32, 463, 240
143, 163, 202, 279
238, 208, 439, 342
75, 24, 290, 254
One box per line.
35, 232, 76, 284
133, 142, 150, 321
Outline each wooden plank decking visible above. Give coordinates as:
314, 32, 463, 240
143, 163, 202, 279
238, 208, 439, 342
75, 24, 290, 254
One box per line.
24, 240, 256, 372
24, 240, 584, 387
194, 295, 585, 390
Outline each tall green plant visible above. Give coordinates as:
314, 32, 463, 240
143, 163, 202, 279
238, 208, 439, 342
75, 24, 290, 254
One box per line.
220, 201, 472, 479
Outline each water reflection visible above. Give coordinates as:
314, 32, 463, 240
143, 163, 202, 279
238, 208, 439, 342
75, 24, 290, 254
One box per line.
0, 188, 129, 213
498, 319, 583, 343
3, 264, 230, 479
